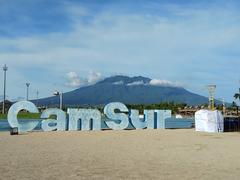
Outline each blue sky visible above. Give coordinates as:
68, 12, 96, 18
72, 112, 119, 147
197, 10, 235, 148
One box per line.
0, 0, 240, 103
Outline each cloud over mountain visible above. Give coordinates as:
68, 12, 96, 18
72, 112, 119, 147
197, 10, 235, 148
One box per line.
65, 71, 103, 88
149, 79, 181, 87
66, 72, 81, 88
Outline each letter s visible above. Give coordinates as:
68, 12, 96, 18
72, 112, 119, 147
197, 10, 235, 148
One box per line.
104, 102, 129, 130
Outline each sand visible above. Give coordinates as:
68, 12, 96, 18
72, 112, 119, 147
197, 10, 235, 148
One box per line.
0, 129, 240, 180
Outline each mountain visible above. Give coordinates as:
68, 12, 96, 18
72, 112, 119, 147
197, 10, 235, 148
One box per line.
34, 75, 211, 106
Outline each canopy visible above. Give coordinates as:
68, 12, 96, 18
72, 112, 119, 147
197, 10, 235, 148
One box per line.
195, 110, 224, 133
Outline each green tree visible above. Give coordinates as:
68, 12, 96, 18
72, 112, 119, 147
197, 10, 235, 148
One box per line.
234, 88, 240, 100
233, 88, 240, 116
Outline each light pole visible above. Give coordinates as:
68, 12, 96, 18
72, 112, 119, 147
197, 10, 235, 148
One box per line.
26, 83, 30, 101
2, 64, 8, 114
36, 90, 39, 107
54, 91, 63, 110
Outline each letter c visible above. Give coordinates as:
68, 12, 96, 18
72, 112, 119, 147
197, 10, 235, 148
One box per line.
7, 101, 39, 132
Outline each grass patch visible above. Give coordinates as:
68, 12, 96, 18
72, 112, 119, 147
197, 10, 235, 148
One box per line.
0, 113, 41, 120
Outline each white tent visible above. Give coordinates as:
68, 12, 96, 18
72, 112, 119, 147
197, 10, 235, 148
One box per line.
195, 110, 224, 133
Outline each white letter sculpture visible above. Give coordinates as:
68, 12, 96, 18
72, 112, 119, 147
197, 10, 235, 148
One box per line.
154, 110, 172, 129
7, 101, 174, 133
104, 102, 129, 130
130, 110, 155, 129
41, 108, 66, 131
68, 109, 101, 131
7, 101, 39, 132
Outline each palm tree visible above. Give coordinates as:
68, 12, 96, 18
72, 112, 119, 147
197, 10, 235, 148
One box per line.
234, 88, 240, 116
234, 89, 240, 100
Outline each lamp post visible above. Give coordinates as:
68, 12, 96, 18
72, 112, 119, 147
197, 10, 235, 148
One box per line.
36, 90, 39, 107
54, 91, 63, 110
26, 83, 30, 101
2, 64, 8, 114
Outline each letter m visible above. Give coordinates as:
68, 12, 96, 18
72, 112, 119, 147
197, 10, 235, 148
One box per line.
68, 109, 101, 131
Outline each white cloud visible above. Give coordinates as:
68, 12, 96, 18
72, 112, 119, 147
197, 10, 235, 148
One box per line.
113, 81, 124, 85
127, 81, 146, 86
65, 72, 81, 88
87, 71, 102, 85
65, 71, 102, 88
149, 79, 181, 87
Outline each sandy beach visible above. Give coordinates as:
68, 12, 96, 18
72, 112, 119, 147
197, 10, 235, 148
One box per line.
0, 129, 240, 180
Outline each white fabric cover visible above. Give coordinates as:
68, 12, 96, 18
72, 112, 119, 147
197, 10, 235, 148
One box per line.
195, 110, 224, 133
